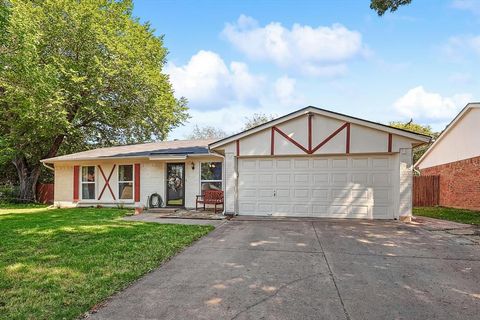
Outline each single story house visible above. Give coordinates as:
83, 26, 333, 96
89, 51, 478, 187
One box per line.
415, 103, 480, 210
42, 106, 430, 220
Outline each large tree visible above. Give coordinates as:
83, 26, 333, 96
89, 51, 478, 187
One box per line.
185, 125, 228, 140
0, 0, 188, 201
370, 0, 412, 16
388, 120, 438, 163
242, 113, 275, 131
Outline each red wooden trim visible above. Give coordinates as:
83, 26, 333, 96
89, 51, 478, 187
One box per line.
388, 133, 392, 152
273, 126, 309, 154
270, 127, 275, 155
236, 140, 240, 156
346, 123, 351, 154
308, 113, 313, 152
134, 163, 140, 202
73, 166, 80, 202
98, 165, 116, 200
311, 122, 348, 154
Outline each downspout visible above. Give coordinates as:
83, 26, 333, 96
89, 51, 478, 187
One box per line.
42, 162, 55, 171
209, 150, 227, 215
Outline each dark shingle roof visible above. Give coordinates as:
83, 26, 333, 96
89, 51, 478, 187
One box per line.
41, 139, 216, 163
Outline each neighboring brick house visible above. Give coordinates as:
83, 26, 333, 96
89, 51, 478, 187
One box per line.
416, 103, 480, 210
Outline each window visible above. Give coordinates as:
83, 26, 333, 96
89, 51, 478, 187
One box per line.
200, 162, 222, 193
81, 166, 96, 200
118, 165, 134, 200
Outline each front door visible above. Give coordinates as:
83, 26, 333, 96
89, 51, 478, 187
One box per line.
166, 163, 185, 206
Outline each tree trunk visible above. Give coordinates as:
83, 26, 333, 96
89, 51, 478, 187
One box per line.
13, 157, 41, 202
12, 135, 65, 202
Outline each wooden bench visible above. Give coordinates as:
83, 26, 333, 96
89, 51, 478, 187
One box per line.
196, 190, 224, 214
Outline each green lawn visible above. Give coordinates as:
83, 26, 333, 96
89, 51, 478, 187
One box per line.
413, 207, 480, 226
0, 205, 213, 320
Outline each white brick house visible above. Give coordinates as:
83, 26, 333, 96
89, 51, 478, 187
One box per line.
42, 106, 430, 220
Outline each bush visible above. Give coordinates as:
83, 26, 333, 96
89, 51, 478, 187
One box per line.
0, 184, 20, 203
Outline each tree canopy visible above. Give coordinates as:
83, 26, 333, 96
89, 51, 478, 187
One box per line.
185, 125, 228, 140
388, 120, 437, 163
242, 113, 276, 131
0, 0, 188, 200
370, 0, 412, 16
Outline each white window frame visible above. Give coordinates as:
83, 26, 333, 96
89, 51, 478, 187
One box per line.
200, 161, 223, 193
80, 165, 97, 201
118, 164, 134, 201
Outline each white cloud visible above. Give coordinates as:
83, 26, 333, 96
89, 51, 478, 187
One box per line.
452, 0, 480, 15
166, 51, 306, 139
393, 86, 472, 122
274, 76, 304, 106
222, 15, 365, 76
166, 50, 264, 109
442, 34, 480, 61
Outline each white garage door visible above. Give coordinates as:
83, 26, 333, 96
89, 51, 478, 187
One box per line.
238, 156, 396, 219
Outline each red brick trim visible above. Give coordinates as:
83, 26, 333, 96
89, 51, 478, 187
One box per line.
134, 163, 141, 202
73, 166, 80, 202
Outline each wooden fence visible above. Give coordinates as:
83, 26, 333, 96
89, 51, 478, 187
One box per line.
413, 175, 439, 207
36, 183, 54, 204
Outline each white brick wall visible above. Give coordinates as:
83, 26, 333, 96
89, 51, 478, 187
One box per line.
398, 148, 413, 219
224, 152, 236, 213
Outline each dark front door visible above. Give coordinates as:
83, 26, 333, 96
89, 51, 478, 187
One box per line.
166, 163, 185, 206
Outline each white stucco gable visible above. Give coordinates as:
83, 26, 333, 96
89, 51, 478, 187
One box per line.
416, 103, 480, 170
210, 106, 430, 155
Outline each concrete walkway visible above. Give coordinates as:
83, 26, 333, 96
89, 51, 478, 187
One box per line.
88, 219, 480, 320
124, 213, 226, 227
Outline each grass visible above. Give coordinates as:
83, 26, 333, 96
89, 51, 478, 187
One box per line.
413, 207, 480, 226
0, 205, 214, 320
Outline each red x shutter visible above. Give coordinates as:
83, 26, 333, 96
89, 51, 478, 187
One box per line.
98, 165, 116, 200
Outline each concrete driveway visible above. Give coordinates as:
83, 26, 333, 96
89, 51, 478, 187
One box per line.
88, 219, 480, 320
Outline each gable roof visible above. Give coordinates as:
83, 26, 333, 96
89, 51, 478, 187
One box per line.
415, 102, 480, 168
41, 139, 216, 163
210, 106, 431, 149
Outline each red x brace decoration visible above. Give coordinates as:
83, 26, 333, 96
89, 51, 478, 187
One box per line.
270, 114, 350, 155
98, 165, 116, 200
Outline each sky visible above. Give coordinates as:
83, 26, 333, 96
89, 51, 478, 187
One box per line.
132, 0, 480, 139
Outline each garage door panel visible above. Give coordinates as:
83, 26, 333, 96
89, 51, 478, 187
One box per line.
372, 173, 392, 186
276, 159, 291, 169
276, 188, 290, 198
275, 174, 291, 184
239, 188, 257, 198
331, 173, 349, 185
293, 188, 310, 198
294, 159, 309, 169
313, 159, 328, 168
312, 188, 329, 200
238, 156, 395, 219
294, 174, 309, 184
258, 189, 274, 198
352, 158, 369, 168
332, 158, 348, 168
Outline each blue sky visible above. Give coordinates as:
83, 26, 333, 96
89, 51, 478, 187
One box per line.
133, 0, 480, 139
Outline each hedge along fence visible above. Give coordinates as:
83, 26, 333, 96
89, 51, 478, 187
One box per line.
0, 183, 54, 204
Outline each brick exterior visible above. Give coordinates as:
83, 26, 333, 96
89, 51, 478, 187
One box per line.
421, 156, 480, 210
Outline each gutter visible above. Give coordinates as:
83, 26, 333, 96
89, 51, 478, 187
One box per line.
42, 162, 55, 171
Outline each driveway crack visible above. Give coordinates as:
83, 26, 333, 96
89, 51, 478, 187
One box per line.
312, 222, 351, 320
230, 272, 322, 320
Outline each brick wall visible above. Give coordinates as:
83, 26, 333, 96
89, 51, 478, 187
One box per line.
421, 156, 480, 210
